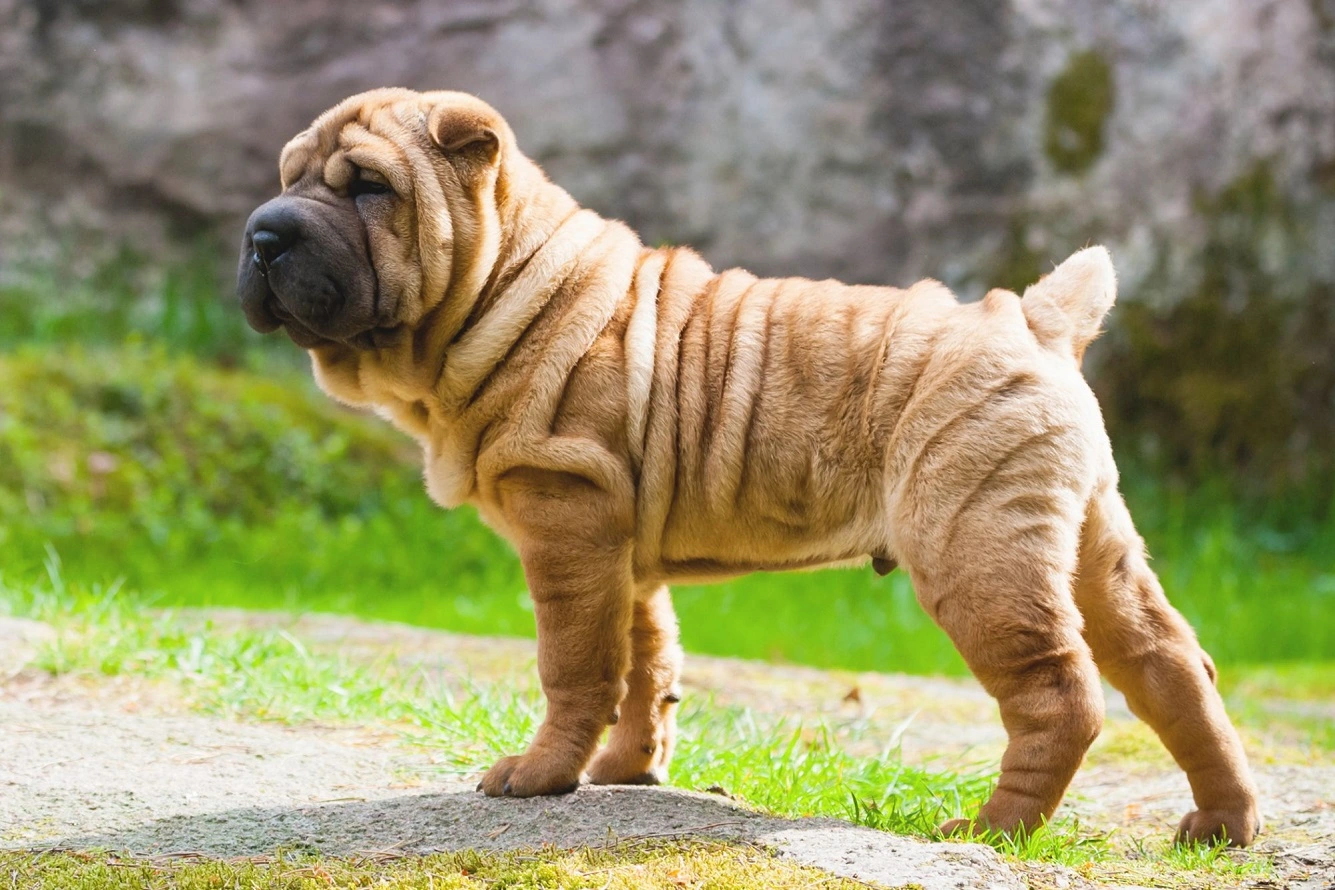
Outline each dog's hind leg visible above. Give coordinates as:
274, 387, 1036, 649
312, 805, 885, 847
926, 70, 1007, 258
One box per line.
1073, 483, 1260, 846
587, 584, 684, 785
905, 483, 1105, 838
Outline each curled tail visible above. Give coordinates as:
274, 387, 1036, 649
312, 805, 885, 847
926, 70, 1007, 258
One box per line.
1021, 246, 1117, 362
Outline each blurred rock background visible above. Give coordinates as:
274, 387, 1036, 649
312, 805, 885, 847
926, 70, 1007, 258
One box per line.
1, 0, 1333, 491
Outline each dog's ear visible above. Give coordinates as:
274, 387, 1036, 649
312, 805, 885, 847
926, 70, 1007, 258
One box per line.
1021, 246, 1117, 362
427, 104, 500, 162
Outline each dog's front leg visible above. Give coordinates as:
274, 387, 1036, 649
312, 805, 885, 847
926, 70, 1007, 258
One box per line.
478, 468, 635, 798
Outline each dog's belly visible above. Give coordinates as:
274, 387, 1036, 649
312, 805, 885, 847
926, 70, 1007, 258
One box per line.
657, 552, 873, 585
655, 407, 890, 572
652, 446, 891, 580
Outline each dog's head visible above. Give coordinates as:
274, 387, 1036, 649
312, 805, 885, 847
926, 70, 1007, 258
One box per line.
236, 88, 514, 349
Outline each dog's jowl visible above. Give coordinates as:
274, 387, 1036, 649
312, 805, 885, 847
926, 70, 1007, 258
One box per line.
237, 88, 1260, 846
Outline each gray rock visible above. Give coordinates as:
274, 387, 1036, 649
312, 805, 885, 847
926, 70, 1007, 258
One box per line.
1, 0, 1332, 476
1, 0, 1330, 294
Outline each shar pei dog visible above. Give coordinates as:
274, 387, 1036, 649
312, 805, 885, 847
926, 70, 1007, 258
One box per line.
236, 88, 1260, 846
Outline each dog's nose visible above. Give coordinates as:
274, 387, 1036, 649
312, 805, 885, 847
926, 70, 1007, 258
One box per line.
252, 229, 288, 266
246, 199, 303, 268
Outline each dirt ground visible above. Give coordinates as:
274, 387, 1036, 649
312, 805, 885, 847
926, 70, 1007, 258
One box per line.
1, 613, 1331, 888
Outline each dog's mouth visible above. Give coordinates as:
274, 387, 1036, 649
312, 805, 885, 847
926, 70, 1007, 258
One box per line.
239, 248, 370, 348
264, 294, 292, 323
264, 294, 341, 348
262, 287, 401, 351
238, 268, 327, 348
252, 247, 273, 279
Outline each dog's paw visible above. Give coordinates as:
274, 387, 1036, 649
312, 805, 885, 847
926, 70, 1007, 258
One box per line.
586, 745, 667, 786
937, 817, 972, 838
938, 808, 1041, 841
588, 767, 665, 786
1176, 806, 1261, 848
937, 817, 988, 840
587, 754, 666, 787
476, 753, 582, 798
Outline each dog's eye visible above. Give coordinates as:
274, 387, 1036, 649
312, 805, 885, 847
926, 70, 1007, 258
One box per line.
349, 170, 393, 198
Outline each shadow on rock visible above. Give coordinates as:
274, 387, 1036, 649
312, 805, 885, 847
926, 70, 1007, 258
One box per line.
48, 784, 762, 858
45, 784, 1021, 890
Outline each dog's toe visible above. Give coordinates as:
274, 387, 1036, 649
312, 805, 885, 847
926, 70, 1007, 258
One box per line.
1176, 807, 1261, 848
479, 753, 581, 798
937, 817, 979, 840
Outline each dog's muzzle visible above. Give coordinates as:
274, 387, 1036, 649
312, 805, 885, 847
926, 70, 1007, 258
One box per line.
236, 194, 379, 347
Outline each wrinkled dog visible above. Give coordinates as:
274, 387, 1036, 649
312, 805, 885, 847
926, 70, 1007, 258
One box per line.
237, 89, 1260, 845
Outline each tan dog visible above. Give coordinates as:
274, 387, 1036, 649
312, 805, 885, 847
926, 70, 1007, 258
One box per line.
236, 88, 1260, 846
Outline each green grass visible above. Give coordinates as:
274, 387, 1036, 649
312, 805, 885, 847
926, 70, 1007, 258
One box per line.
0, 246, 289, 367
0, 843, 875, 890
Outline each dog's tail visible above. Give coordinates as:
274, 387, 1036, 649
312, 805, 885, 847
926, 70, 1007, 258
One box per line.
1020, 246, 1117, 363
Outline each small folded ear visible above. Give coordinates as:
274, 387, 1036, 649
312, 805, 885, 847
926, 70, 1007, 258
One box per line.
427, 104, 500, 161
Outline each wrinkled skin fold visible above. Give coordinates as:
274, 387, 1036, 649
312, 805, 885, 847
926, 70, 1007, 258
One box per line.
235, 88, 1261, 847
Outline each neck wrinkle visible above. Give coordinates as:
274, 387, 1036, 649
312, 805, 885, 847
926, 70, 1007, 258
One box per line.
408, 165, 573, 408
492, 159, 581, 287
465, 187, 582, 346
432, 177, 598, 412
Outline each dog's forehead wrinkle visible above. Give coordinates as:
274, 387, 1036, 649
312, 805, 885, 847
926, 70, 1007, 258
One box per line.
283, 165, 331, 196
342, 128, 418, 184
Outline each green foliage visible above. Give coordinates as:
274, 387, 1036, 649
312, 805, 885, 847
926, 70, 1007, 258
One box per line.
0, 343, 417, 542
0, 344, 534, 638
0, 246, 270, 363
1044, 50, 1115, 174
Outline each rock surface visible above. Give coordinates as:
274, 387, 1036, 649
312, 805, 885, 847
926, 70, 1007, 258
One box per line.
1, 0, 1333, 474
0, 0, 1328, 287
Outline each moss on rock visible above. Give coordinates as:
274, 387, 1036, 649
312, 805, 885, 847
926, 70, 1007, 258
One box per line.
990, 217, 1045, 295
1095, 164, 1335, 496
1044, 50, 1115, 175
